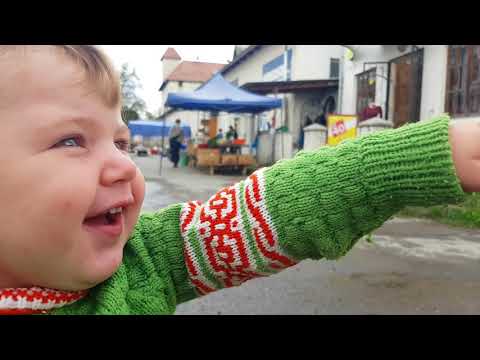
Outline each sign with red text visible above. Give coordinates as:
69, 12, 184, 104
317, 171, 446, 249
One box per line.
327, 114, 358, 146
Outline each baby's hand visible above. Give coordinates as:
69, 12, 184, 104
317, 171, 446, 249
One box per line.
450, 120, 480, 192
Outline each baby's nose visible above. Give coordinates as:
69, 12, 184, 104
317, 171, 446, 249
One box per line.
101, 149, 138, 186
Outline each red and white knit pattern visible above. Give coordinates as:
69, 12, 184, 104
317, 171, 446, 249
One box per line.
0, 287, 87, 314
243, 170, 297, 270
180, 168, 297, 295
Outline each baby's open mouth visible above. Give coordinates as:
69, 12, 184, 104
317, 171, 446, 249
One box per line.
83, 207, 125, 238
84, 207, 122, 225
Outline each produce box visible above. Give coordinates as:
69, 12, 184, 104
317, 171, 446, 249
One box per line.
221, 154, 238, 166
196, 149, 221, 166
238, 155, 255, 166
233, 138, 246, 145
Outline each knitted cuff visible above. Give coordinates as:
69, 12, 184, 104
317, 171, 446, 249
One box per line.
358, 115, 466, 209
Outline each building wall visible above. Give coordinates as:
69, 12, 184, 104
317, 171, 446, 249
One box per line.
162, 59, 180, 82
420, 45, 480, 122
221, 45, 343, 147
161, 80, 201, 111
341, 45, 406, 117
420, 45, 448, 120
223, 45, 287, 86
161, 80, 206, 136
222, 45, 288, 145
341, 45, 480, 125
292, 45, 344, 80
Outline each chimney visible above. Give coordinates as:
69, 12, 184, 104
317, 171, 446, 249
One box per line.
161, 47, 181, 81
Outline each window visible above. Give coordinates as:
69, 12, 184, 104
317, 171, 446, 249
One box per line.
445, 45, 480, 117
330, 58, 340, 78
356, 68, 376, 115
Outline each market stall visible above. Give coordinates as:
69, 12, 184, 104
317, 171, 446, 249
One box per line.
165, 73, 282, 175
128, 120, 191, 158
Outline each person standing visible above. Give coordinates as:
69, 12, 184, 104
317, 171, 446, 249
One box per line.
216, 128, 224, 141
226, 125, 238, 141
169, 119, 184, 168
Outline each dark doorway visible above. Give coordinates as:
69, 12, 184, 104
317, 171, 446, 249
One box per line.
390, 49, 424, 127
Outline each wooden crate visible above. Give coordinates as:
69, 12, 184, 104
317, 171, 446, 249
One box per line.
196, 149, 221, 167
221, 154, 238, 166
238, 155, 255, 166
186, 143, 196, 157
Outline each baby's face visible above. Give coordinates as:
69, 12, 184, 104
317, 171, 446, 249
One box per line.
0, 48, 145, 291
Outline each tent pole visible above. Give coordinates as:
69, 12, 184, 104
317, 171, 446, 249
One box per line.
159, 117, 166, 176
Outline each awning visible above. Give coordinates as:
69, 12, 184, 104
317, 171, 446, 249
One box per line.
128, 120, 192, 138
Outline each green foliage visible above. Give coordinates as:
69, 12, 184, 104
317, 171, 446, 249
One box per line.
400, 193, 480, 229
119, 63, 146, 124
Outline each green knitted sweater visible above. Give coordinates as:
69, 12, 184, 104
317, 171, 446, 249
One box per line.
52, 116, 466, 315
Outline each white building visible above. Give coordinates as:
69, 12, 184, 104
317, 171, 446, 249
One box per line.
340, 45, 480, 127
219, 45, 344, 148
159, 47, 225, 136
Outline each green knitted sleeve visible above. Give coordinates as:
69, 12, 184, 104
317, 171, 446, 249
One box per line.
264, 115, 466, 261
175, 115, 465, 299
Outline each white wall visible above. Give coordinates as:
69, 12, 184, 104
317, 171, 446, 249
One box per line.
292, 45, 344, 80
161, 80, 201, 111
222, 45, 287, 145
420, 45, 448, 120
223, 45, 287, 86
341, 45, 405, 117
162, 58, 181, 82
161, 80, 205, 136
221, 45, 343, 146
419, 45, 480, 122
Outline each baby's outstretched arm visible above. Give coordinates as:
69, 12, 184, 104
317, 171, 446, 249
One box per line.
126, 115, 472, 311
162, 115, 468, 302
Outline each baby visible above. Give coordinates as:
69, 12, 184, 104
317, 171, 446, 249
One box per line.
0, 45, 478, 315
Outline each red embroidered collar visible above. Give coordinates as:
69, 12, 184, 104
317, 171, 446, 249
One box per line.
0, 287, 88, 315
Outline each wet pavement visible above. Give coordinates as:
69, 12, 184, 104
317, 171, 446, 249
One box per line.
134, 155, 480, 314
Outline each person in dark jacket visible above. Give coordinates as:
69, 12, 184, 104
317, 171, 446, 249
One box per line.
169, 119, 184, 168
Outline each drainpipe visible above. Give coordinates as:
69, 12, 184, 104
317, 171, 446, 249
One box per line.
338, 48, 344, 113
283, 45, 289, 129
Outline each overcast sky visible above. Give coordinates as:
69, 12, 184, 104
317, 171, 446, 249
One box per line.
100, 45, 235, 113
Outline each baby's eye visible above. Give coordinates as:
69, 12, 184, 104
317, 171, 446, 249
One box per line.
115, 140, 130, 152
54, 136, 84, 148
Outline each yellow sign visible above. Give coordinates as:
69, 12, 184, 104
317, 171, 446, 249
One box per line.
345, 48, 354, 61
327, 114, 358, 146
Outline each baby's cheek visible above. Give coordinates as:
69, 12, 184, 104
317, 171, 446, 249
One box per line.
125, 170, 145, 234
133, 168, 146, 206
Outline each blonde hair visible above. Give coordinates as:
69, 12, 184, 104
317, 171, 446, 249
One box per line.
0, 45, 121, 107
57, 45, 121, 107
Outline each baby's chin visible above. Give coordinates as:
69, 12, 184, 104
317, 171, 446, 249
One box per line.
59, 248, 125, 291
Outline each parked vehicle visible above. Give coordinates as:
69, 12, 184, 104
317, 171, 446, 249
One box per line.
135, 145, 149, 157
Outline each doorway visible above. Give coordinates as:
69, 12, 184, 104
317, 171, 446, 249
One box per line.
390, 49, 424, 127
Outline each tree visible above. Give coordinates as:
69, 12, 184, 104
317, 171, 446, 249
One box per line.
119, 63, 147, 124
145, 109, 160, 120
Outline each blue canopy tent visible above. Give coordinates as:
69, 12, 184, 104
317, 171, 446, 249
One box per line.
128, 120, 192, 138
165, 73, 282, 113
161, 73, 282, 175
